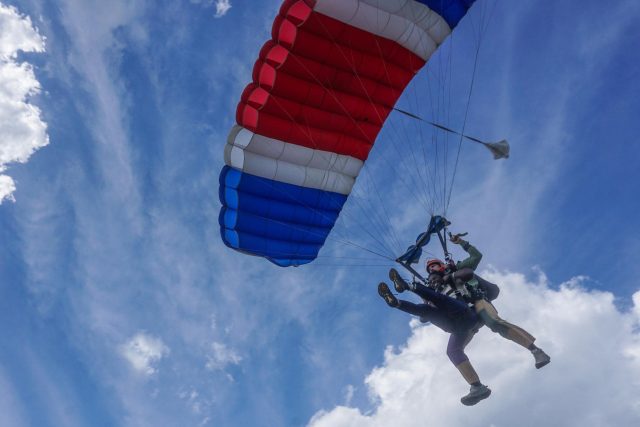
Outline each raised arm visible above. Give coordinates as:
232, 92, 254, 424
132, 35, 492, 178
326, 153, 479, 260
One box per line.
452, 238, 482, 271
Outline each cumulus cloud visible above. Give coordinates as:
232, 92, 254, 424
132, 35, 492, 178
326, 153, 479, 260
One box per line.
205, 341, 242, 371
307, 270, 640, 427
120, 333, 170, 376
0, 3, 48, 203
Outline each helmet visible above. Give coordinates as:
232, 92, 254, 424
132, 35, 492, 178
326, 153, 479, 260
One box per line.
426, 258, 446, 274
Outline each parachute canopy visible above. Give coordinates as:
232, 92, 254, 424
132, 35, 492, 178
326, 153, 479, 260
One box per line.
219, 0, 477, 267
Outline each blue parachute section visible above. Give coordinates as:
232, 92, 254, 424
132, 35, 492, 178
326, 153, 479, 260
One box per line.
417, 0, 477, 28
218, 166, 347, 267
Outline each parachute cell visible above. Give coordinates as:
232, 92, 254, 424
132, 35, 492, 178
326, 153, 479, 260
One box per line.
219, 0, 477, 266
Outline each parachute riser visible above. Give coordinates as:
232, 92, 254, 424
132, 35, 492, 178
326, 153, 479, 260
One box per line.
395, 216, 461, 282
395, 259, 427, 284
436, 229, 453, 264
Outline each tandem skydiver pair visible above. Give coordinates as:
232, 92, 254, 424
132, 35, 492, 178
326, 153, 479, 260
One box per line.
378, 233, 551, 406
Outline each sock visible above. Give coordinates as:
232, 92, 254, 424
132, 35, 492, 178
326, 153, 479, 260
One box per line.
471, 381, 481, 387
528, 344, 539, 352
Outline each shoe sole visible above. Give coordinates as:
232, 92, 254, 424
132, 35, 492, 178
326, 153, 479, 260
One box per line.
389, 269, 408, 293
461, 388, 491, 406
378, 282, 397, 306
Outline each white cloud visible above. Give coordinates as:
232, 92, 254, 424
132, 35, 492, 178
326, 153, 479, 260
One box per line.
0, 174, 16, 202
214, 0, 231, 18
49, 0, 149, 241
190, 0, 231, 18
307, 270, 640, 427
0, 3, 48, 203
343, 384, 356, 406
0, 4, 45, 58
120, 333, 170, 376
633, 291, 640, 319
205, 341, 242, 371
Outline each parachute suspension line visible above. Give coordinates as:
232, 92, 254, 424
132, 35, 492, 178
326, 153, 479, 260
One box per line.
358, 5, 455, 251
424, 1, 450, 214
384, 5, 449, 217
350, 34, 432, 214
338, 36, 412, 252
443, 31, 455, 212
374, 1, 456, 218
342, 182, 402, 256
382, 101, 435, 215
424, 69, 445, 215
444, 0, 498, 216
317, 254, 394, 262
384, 36, 436, 215
423, 10, 456, 216
356, 168, 405, 254
420, 9, 445, 216
326, 237, 397, 263
375, 88, 434, 214
391, 109, 499, 147
438, 31, 451, 213
444, 44, 479, 216
405, 58, 438, 216
362, 3, 436, 214
366, 16, 454, 238
311, 262, 395, 268
409, 24, 449, 216
442, 18, 457, 213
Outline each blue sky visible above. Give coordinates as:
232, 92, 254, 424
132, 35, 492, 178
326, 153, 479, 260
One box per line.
1, 1, 639, 426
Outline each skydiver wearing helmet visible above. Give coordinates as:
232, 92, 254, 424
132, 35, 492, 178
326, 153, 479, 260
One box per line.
378, 271, 492, 406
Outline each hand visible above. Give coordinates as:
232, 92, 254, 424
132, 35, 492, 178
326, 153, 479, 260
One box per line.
450, 233, 464, 244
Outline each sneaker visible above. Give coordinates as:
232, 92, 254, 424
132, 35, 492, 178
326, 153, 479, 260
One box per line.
389, 268, 410, 293
460, 384, 491, 406
378, 282, 398, 307
532, 348, 551, 369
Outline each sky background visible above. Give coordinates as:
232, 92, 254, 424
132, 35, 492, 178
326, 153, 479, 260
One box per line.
1, 1, 639, 426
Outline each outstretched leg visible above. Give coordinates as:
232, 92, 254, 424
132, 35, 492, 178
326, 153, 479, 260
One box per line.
388, 269, 469, 316
412, 282, 471, 318
448, 329, 480, 384
475, 299, 550, 368
378, 283, 471, 335
475, 300, 534, 346
448, 329, 491, 406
